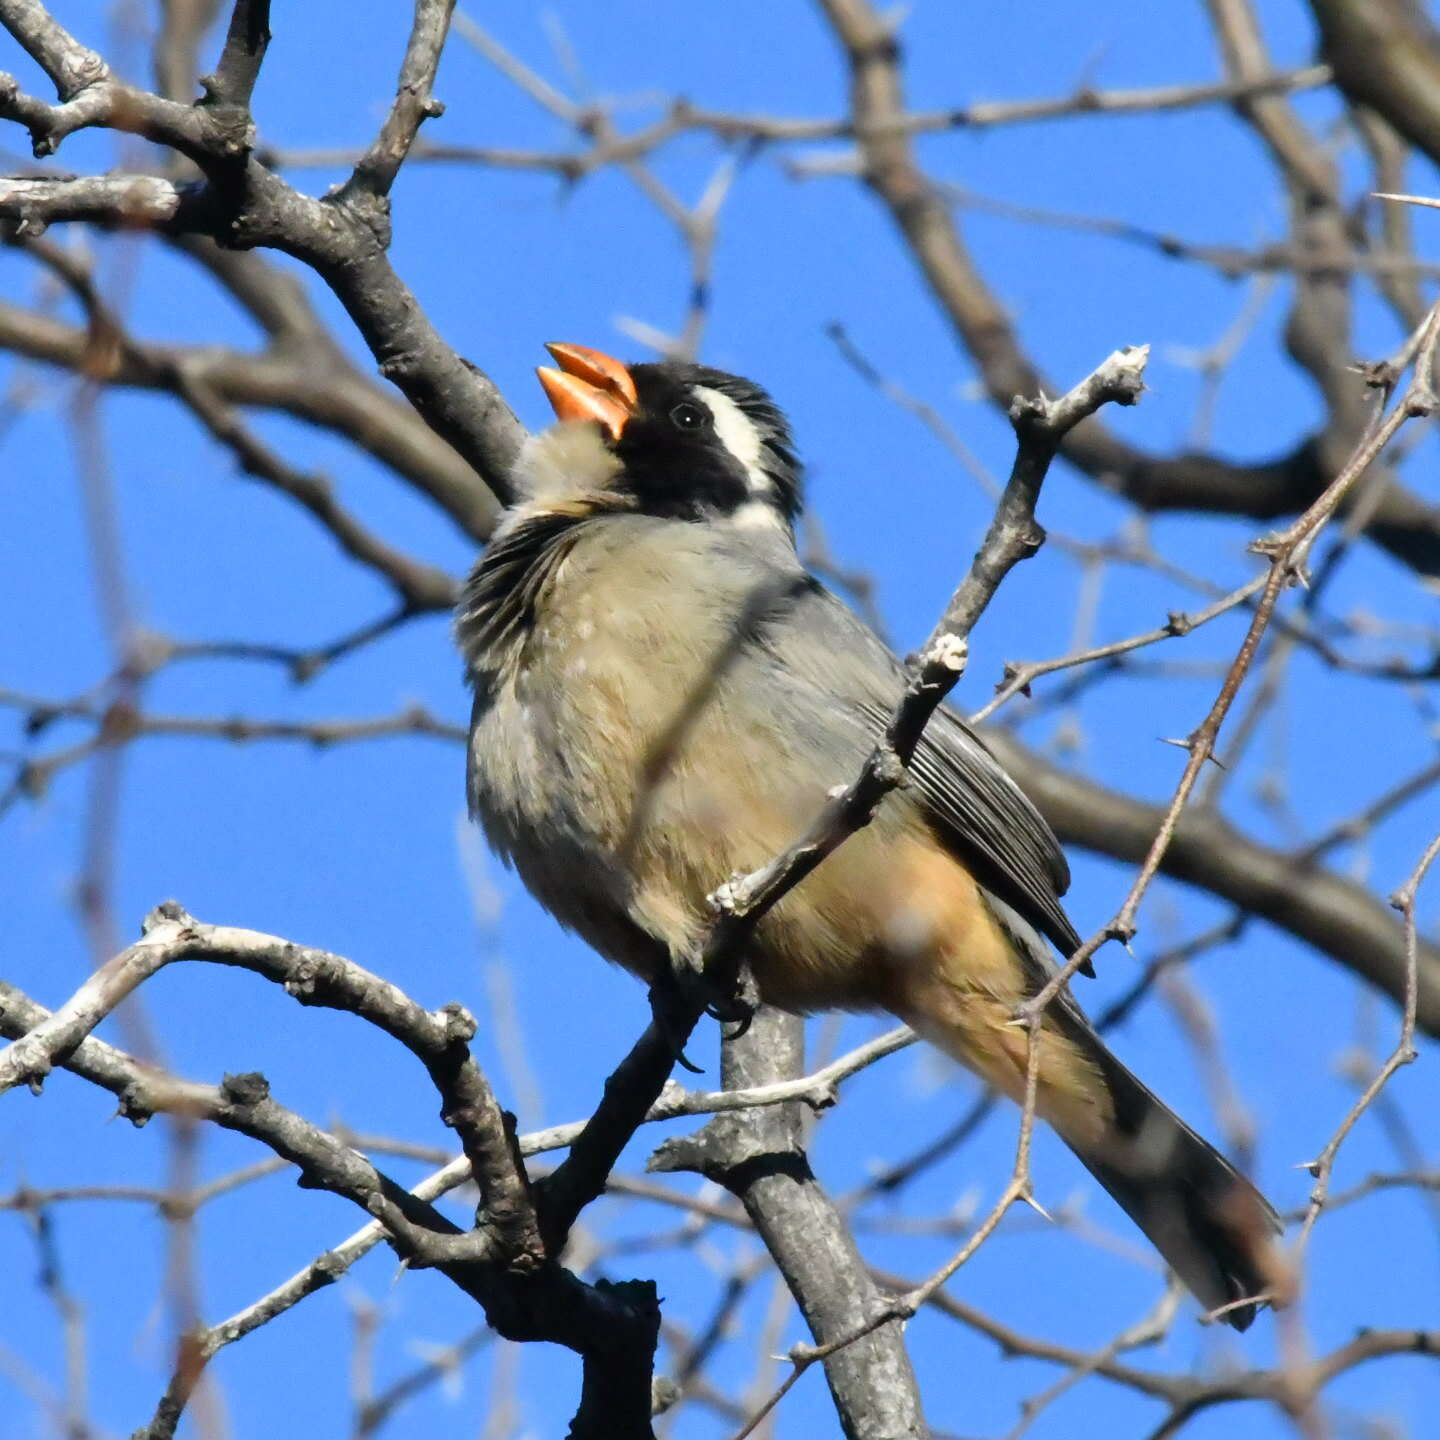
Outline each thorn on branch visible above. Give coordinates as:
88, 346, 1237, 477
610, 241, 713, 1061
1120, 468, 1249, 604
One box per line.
998, 662, 1033, 698
1356, 358, 1399, 390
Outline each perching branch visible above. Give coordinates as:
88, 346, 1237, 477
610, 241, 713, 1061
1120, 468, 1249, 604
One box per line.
652, 1008, 929, 1440
634, 347, 1147, 1440
5, 4, 1440, 1434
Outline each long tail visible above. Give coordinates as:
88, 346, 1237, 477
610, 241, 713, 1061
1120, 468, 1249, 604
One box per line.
902, 972, 1282, 1329
1063, 1038, 1282, 1331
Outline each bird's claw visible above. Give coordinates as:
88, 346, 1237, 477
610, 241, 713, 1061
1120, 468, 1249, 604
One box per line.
704, 965, 759, 1036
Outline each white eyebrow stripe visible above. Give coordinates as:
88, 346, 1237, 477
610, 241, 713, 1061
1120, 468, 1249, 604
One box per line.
691, 384, 773, 497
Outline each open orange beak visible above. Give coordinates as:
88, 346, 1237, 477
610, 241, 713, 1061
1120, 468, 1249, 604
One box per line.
536, 342, 637, 442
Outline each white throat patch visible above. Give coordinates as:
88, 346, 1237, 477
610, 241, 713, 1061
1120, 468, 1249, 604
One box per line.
514, 422, 622, 500
691, 384, 773, 499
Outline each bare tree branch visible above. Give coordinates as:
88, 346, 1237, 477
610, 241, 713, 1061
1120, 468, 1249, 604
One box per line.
0, 290, 496, 537
653, 1008, 929, 1440
813, 0, 1440, 581
0, 0, 523, 514
4, 6, 1439, 1434
992, 732, 1440, 1037
1308, 0, 1440, 170
1295, 827, 1439, 1251
0, 901, 543, 1267
0, 919, 668, 1440
339, 0, 451, 202
203, 0, 269, 114
1020, 300, 1440, 1018
269, 65, 1334, 172
171, 366, 457, 610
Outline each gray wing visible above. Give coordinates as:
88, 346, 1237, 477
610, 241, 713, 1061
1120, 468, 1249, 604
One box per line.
758, 576, 1084, 963
898, 703, 1084, 960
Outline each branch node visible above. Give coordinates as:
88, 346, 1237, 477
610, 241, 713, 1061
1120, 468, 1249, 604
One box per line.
921, 632, 969, 676
220, 1071, 271, 1106
283, 958, 320, 1000
1008, 391, 1049, 431
707, 875, 743, 919
871, 746, 907, 788
142, 899, 196, 936
116, 1086, 154, 1127
436, 1001, 478, 1043
1357, 358, 1399, 390
1406, 388, 1437, 420
311, 1250, 346, 1283
998, 661, 1032, 698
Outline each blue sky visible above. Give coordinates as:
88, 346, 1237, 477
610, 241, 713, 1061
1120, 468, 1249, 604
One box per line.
2, 3, 1437, 1438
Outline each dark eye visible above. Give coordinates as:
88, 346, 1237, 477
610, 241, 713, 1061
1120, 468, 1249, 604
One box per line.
669, 401, 707, 430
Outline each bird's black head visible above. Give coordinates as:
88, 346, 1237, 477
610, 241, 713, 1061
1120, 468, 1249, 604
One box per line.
534, 343, 802, 531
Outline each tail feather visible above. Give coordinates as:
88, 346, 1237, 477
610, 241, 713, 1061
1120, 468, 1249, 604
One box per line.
896, 889, 1283, 1329
910, 988, 1283, 1329
903, 991, 1282, 1329
1069, 1048, 1281, 1331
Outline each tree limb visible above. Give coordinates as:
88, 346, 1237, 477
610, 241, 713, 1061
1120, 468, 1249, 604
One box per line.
0, 292, 496, 537
0, 922, 666, 1440
0, 0, 523, 514
652, 1008, 928, 1440
1307, 0, 1440, 170
813, 0, 1440, 580
990, 731, 1440, 1036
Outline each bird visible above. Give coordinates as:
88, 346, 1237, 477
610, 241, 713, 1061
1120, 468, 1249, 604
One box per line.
456, 341, 1283, 1329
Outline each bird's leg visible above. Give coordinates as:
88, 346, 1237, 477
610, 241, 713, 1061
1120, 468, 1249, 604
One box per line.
647, 970, 707, 1074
